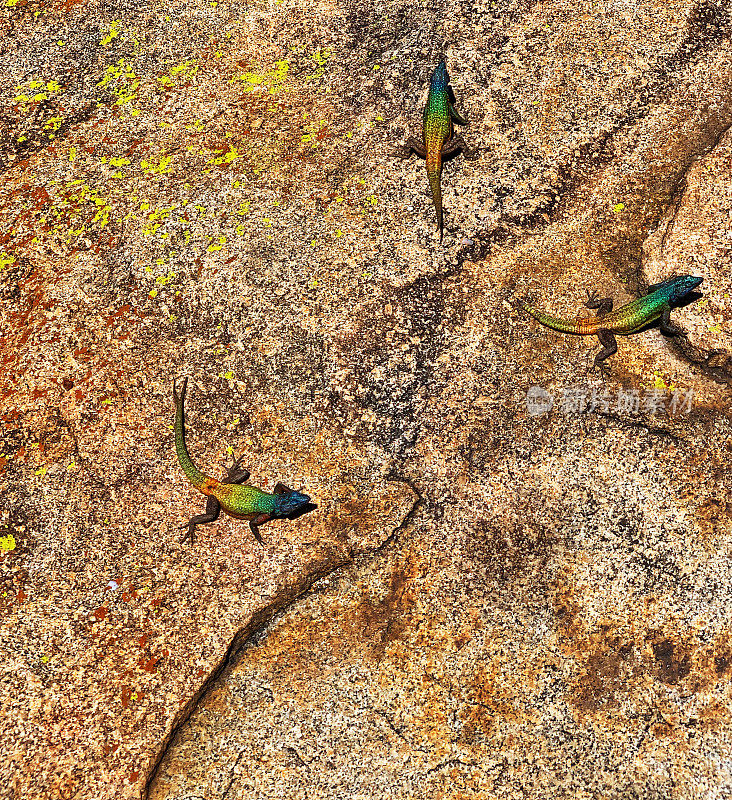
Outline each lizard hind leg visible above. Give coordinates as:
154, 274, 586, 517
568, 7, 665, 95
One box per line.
180, 495, 221, 544
594, 329, 618, 372
586, 290, 614, 316
585, 290, 614, 316
392, 136, 427, 159
442, 135, 477, 160
223, 453, 251, 485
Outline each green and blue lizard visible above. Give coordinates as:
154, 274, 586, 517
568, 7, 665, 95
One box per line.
396, 58, 473, 240
173, 378, 311, 543
521, 275, 703, 369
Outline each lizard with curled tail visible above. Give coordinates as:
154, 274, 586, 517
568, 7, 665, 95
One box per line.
173, 378, 311, 544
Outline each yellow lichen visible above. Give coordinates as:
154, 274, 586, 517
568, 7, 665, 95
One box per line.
208, 146, 240, 166
12, 78, 63, 105
101, 20, 121, 46
43, 115, 63, 133
234, 60, 289, 95
140, 155, 172, 175
155, 271, 176, 286
97, 59, 140, 107
306, 48, 331, 81
207, 235, 226, 252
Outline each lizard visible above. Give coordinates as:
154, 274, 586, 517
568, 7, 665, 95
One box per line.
395, 58, 473, 240
520, 275, 703, 369
173, 377, 311, 544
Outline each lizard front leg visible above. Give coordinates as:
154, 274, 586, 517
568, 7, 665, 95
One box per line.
392, 136, 427, 159
585, 290, 613, 316
249, 514, 270, 544
659, 307, 684, 336
180, 495, 221, 544
594, 329, 618, 371
448, 101, 468, 126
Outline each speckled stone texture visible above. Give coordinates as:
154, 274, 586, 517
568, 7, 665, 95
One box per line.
1, 0, 731, 798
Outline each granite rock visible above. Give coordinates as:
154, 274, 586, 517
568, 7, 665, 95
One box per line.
1, 0, 731, 798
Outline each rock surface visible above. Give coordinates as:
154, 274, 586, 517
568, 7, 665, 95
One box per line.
1, 0, 731, 798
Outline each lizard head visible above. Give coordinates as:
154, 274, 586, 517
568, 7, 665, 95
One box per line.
669, 275, 703, 303
647, 275, 703, 302
430, 59, 449, 91
274, 489, 311, 517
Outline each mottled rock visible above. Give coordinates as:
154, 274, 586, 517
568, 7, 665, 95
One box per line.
1, 0, 731, 798
643, 126, 732, 375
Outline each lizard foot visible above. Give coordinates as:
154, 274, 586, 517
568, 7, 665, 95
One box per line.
660, 323, 685, 337
391, 136, 426, 159
179, 524, 195, 545
390, 146, 413, 159
223, 454, 250, 484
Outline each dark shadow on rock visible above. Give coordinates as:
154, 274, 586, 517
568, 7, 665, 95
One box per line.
673, 289, 704, 310
286, 502, 318, 522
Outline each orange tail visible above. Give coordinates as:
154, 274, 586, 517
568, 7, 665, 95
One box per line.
428, 172, 443, 238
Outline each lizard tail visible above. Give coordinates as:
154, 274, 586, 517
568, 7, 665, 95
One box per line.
520, 302, 585, 334
427, 167, 443, 239
173, 378, 220, 494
